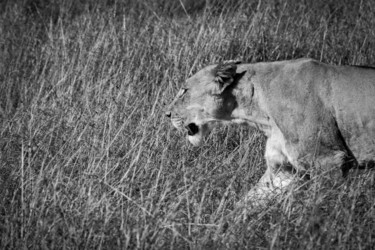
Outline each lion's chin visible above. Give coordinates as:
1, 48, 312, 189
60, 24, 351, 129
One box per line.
187, 135, 203, 146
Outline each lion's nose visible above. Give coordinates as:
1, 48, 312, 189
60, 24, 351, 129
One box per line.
165, 111, 171, 118
185, 123, 199, 136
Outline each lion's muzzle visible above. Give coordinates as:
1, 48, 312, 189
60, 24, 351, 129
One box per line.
166, 110, 205, 146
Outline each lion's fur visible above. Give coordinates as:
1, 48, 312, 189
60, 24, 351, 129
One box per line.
167, 58, 375, 204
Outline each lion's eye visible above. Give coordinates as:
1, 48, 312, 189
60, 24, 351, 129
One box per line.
177, 88, 188, 98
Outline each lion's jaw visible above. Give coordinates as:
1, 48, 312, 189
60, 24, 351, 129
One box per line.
181, 121, 207, 146
188, 133, 203, 146
170, 115, 209, 146
186, 122, 212, 146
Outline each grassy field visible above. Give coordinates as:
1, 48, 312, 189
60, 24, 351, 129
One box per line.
1, 0, 375, 249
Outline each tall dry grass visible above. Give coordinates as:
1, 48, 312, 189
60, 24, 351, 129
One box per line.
1, 0, 375, 249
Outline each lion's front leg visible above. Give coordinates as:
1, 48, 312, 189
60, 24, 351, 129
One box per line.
239, 132, 295, 208
225, 138, 296, 229
240, 164, 294, 209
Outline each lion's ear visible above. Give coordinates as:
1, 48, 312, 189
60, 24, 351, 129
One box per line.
213, 60, 244, 94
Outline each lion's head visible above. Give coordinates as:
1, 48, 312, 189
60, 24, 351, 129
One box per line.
166, 60, 246, 146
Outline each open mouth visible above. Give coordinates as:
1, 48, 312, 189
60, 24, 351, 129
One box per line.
170, 119, 207, 146
185, 123, 199, 136
186, 123, 206, 147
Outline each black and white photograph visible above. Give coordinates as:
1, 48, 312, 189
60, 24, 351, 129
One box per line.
1, 0, 374, 249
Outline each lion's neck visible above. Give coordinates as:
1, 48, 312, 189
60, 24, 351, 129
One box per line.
230, 73, 272, 131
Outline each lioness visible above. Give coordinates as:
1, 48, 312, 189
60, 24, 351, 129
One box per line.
166, 58, 375, 204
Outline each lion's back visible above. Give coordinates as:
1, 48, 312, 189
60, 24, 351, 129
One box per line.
259, 59, 375, 164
